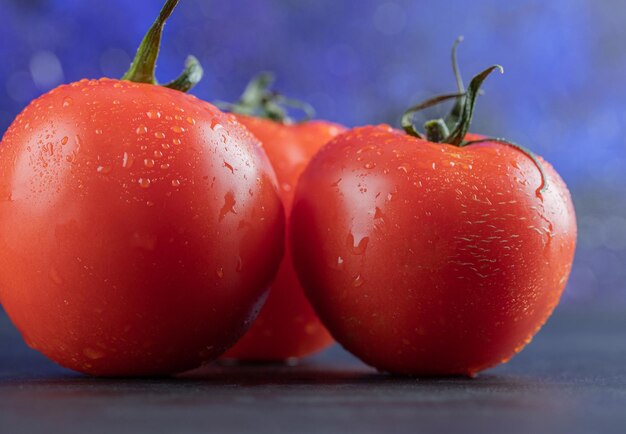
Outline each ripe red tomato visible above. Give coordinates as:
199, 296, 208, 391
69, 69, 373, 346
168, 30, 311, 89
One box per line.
290, 56, 577, 376
0, 1, 284, 376
219, 75, 345, 361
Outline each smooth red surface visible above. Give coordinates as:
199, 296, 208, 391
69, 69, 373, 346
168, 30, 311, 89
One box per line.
0, 79, 285, 376
223, 115, 345, 361
290, 125, 577, 376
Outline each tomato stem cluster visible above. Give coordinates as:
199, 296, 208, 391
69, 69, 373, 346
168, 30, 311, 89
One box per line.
122, 0, 203, 92
401, 38, 548, 193
217, 72, 315, 124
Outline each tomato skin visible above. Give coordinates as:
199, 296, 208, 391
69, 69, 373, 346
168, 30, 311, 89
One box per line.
0, 78, 285, 376
290, 125, 577, 376
222, 115, 345, 361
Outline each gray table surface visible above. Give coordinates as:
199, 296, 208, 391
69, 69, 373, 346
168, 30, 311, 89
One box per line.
1, 305, 624, 434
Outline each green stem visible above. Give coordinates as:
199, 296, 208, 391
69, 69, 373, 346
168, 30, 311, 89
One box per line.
216, 72, 315, 124
122, 0, 203, 92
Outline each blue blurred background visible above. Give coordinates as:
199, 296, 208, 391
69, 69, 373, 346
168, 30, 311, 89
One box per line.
0, 0, 624, 306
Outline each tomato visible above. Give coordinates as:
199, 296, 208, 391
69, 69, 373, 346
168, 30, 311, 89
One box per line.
218, 74, 345, 361
0, 0, 284, 376
290, 47, 577, 376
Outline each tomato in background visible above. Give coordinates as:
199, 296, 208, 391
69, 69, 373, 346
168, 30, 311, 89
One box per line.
290, 43, 577, 376
219, 74, 345, 361
0, 0, 284, 376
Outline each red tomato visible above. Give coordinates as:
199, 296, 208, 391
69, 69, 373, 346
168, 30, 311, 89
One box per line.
0, 1, 284, 376
290, 60, 577, 376
219, 75, 346, 360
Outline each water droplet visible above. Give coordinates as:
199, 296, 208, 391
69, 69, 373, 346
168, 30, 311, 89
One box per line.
138, 178, 151, 188
346, 233, 369, 255
62, 97, 73, 108
160, 163, 170, 170
144, 158, 155, 168
236, 256, 243, 272
153, 150, 163, 158
219, 191, 237, 221
136, 125, 148, 135
210, 119, 221, 130
281, 182, 292, 192
83, 348, 104, 360
122, 152, 134, 169
96, 165, 112, 174
61, 136, 68, 145
215, 267, 224, 279
95, 129, 103, 135
112, 99, 120, 105
332, 256, 344, 270
171, 126, 185, 134
172, 138, 181, 146
161, 143, 170, 150
171, 179, 181, 187
364, 162, 376, 169
186, 116, 196, 125
146, 201, 154, 207
352, 274, 364, 287
146, 110, 161, 119
154, 131, 165, 139
397, 164, 411, 174
374, 207, 385, 220
224, 161, 234, 174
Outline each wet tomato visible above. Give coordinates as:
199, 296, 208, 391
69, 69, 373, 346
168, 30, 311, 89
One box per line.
220, 75, 345, 361
0, 1, 284, 376
290, 53, 577, 376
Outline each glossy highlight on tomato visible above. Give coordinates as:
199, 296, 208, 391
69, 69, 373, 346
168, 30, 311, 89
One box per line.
0, 1, 284, 376
220, 75, 345, 361
290, 51, 577, 376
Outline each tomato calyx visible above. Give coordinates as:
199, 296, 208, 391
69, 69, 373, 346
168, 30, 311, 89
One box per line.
401, 37, 548, 194
217, 72, 315, 124
122, 0, 203, 92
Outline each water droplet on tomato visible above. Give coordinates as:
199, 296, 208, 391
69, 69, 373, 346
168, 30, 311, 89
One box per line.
352, 274, 364, 287
171, 179, 181, 187
153, 150, 163, 158
236, 256, 243, 272
138, 178, 151, 188
219, 191, 237, 221
224, 161, 234, 174
364, 162, 376, 169
332, 256, 345, 270
346, 233, 369, 255
61, 136, 68, 145
171, 126, 185, 134
160, 163, 170, 170
136, 125, 148, 135
83, 348, 105, 360
172, 138, 181, 146
96, 165, 112, 174
161, 143, 170, 150
146, 110, 161, 119
144, 158, 155, 168
215, 267, 224, 279
154, 131, 165, 139
95, 129, 103, 135
210, 119, 221, 130
186, 116, 196, 125
62, 97, 73, 108
122, 152, 134, 169
397, 164, 411, 174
